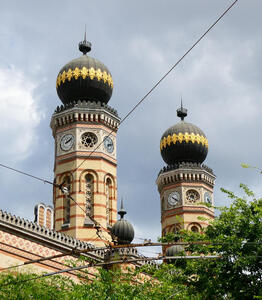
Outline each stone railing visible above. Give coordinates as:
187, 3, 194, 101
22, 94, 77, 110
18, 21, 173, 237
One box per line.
54, 100, 118, 117
158, 162, 214, 176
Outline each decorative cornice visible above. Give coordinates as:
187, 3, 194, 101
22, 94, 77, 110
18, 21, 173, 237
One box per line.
160, 133, 208, 150
54, 100, 118, 117
0, 209, 155, 266
56, 67, 113, 89
50, 101, 120, 134
0, 209, 104, 258
158, 162, 214, 176
156, 162, 215, 192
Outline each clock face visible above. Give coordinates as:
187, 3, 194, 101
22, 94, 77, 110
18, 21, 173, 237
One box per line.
60, 134, 74, 151
168, 191, 180, 206
204, 192, 212, 204
104, 136, 114, 153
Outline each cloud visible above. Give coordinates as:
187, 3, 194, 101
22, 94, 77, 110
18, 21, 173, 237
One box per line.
0, 66, 42, 162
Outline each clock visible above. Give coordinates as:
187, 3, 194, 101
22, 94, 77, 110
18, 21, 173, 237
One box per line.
60, 134, 74, 151
168, 191, 180, 206
104, 136, 114, 153
204, 192, 212, 204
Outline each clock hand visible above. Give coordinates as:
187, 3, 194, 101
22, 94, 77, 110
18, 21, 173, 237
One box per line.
65, 137, 72, 144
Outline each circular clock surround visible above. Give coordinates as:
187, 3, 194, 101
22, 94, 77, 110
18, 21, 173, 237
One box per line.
103, 136, 114, 153
186, 189, 200, 204
60, 134, 75, 151
204, 192, 212, 204
168, 191, 180, 206
81, 132, 98, 148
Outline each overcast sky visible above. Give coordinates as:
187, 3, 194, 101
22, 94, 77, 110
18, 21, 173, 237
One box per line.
0, 1, 261, 252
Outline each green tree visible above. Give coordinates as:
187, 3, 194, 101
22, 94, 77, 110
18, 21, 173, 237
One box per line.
160, 183, 262, 299
1, 184, 262, 299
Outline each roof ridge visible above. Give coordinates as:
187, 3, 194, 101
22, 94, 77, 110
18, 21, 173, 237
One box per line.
0, 209, 98, 252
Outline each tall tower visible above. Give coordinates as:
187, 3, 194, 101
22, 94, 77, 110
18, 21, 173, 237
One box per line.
156, 104, 215, 239
50, 35, 120, 246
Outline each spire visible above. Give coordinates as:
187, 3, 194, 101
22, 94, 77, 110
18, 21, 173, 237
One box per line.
118, 198, 127, 219
176, 98, 187, 121
78, 25, 92, 55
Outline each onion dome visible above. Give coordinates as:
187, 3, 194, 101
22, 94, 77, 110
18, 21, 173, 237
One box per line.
165, 245, 185, 264
111, 200, 134, 245
160, 103, 208, 165
56, 32, 113, 105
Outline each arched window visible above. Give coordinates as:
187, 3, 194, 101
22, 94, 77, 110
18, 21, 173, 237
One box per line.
46, 207, 53, 229
191, 226, 199, 233
105, 178, 113, 226
161, 197, 165, 211
174, 224, 181, 234
85, 174, 94, 218
63, 176, 71, 225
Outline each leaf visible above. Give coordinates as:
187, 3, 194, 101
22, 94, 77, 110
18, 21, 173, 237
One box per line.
241, 163, 250, 168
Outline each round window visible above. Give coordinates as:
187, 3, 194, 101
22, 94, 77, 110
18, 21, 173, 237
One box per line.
186, 189, 200, 204
81, 132, 98, 148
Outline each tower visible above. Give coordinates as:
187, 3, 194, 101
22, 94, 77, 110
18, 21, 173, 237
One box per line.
156, 104, 215, 239
50, 35, 120, 246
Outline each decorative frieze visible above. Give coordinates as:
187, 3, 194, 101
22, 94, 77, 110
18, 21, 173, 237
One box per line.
50, 101, 121, 135
156, 163, 215, 191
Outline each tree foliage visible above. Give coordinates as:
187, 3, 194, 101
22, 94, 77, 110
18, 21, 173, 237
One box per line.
0, 184, 262, 299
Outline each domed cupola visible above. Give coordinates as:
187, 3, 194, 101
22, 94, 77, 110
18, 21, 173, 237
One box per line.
165, 245, 185, 264
56, 33, 113, 105
160, 104, 208, 165
111, 200, 134, 245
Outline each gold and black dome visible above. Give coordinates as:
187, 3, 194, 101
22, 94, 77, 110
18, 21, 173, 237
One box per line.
160, 105, 208, 165
56, 35, 113, 105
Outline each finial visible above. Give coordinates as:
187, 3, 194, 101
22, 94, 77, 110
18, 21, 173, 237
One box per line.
177, 98, 187, 121
79, 25, 92, 55
118, 198, 127, 219
84, 24, 87, 42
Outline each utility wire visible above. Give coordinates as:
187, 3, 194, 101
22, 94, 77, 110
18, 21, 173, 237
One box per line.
0, 163, 54, 186
1, 239, 260, 274
0, 0, 239, 271
4, 253, 262, 288
0, 0, 239, 182
75, 0, 238, 170
0, 255, 224, 288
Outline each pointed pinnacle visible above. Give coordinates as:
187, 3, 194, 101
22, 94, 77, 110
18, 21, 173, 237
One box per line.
118, 198, 126, 219
79, 26, 91, 55
84, 25, 87, 42
176, 99, 187, 121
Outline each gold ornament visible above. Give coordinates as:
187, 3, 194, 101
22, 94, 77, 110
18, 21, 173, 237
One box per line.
160, 132, 208, 150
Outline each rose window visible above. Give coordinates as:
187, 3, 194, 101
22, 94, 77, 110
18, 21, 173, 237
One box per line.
81, 132, 98, 148
186, 189, 200, 204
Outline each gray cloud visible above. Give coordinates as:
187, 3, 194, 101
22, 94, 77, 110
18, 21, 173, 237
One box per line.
0, 1, 261, 243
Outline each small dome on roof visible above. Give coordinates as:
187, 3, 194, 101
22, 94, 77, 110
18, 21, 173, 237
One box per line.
165, 245, 185, 264
111, 200, 134, 245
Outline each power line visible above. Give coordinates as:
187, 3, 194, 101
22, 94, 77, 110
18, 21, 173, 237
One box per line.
0, 242, 107, 273
0, 0, 239, 183
1, 239, 260, 275
0, 254, 228, 288
0, 0, 240, 275
75, 0, 238, 170
0, 163, 54, 186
